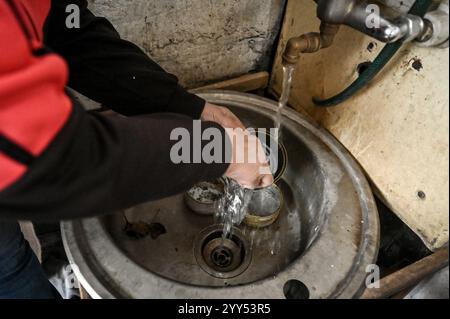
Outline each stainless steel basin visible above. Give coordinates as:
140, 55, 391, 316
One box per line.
61, 90, 379, 299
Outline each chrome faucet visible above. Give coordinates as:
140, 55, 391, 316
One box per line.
316, 0, 428, 43
282, 0, 448, 66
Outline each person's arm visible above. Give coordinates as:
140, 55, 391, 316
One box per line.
44, 0, 273, 190
0, 1, 228, 221
44, 0, 205, 118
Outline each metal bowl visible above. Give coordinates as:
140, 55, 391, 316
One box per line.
184, 180, 224, 215
254, 130, 287, 183
244, 184, 283, 228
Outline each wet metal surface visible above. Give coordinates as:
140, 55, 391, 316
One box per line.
102, 180, 302, 286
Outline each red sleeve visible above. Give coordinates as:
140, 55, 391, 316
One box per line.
0, 1, 229, 220
0, 0, 71, 190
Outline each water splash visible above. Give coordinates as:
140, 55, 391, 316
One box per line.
274, 65, 295, 144
215, 178, 252, 239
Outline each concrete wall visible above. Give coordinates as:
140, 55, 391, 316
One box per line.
88, 0, 286, 88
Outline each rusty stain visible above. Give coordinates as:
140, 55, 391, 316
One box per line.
123, 221, 167, 240
122, 210, 167, 240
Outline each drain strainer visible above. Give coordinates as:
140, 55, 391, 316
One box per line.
194, 225, 252, 279
204, 237, 241, 272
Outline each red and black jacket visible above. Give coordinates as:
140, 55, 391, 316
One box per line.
0, 0, 229, 220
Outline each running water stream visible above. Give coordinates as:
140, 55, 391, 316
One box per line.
215, 65, 296, 240
274, 65, 295, 144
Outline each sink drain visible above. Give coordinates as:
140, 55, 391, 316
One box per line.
194, 225, 252, 279
204, 237, 241, 272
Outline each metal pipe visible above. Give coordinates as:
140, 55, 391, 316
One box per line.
282, 22, 340, 65
417, 0, 449, 47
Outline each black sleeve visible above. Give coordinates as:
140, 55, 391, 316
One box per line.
44, 0, 206, 118
0, 1, 228, 222
0, 98, 229, 221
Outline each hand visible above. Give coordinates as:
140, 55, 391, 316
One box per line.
201, 103, 273, 189
224, 129, 274, 189
201, 102, 245, 130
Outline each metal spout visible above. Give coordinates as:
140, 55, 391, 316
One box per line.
282, 22, 340, 66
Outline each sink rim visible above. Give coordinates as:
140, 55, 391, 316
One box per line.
61, 90, 379, 299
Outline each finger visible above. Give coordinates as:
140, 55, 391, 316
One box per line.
240, 177, 256, 190
258, 174, 274, 188
258, 160, 272, 175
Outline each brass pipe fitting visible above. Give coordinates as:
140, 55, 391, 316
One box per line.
282, 22, 340, 66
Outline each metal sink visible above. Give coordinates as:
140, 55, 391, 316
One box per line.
61, 90, 379, 299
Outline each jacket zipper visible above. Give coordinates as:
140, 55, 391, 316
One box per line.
5, 0, 46, 54
21, 3, 42, 42
0, 0, 39, 165
5, 0, 33, 43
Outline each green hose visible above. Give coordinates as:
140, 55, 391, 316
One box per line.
313, 0, 432, 107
